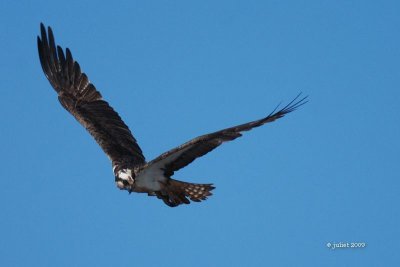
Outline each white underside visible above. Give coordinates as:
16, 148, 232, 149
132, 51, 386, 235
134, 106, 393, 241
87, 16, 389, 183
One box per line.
118, 146, 191, 192
135, 163, 166, 191
135, 146, 192, 191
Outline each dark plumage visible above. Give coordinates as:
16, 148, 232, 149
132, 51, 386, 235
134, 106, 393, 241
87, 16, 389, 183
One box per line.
38, 23, 307, 207
37, 24, 145, 167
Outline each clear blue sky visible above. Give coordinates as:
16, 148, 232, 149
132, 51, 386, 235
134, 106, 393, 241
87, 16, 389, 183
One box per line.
1, 1, 399, 266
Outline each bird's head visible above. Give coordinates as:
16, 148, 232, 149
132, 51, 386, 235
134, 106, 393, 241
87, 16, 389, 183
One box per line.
115, 168, 135, 192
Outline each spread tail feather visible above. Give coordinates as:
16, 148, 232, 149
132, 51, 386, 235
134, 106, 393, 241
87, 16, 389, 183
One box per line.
156, 179, 215, 207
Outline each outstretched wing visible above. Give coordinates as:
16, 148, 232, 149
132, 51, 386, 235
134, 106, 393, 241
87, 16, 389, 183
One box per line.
37, 23, 145, 165
146, 94, 307, 177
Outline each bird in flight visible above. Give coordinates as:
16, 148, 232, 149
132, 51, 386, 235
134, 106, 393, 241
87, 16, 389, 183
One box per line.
37, 23, 307, 207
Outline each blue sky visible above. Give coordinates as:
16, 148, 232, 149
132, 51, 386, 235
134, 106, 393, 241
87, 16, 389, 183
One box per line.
1, 0, 399, 266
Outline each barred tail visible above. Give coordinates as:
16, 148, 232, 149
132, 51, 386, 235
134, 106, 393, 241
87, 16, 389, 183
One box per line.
156, 179, 215, 207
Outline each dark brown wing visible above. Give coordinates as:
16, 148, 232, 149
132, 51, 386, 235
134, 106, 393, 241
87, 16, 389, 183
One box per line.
146, 94, 307, 177
37, 23, 145, 165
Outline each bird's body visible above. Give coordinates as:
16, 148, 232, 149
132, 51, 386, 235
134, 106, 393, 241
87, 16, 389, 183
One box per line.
37, 23, 307, 207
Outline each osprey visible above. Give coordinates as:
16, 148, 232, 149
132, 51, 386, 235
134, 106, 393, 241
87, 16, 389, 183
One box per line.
37, 23, 307, 207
